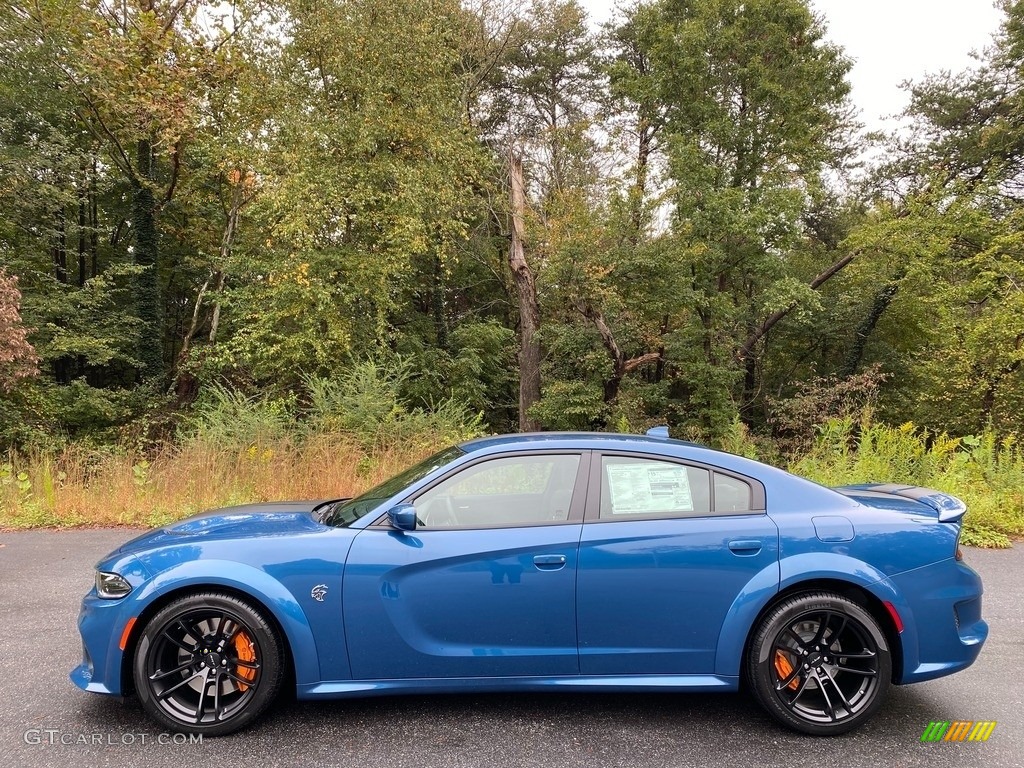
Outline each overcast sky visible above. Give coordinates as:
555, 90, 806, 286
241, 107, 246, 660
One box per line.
580, 0, 1006, 131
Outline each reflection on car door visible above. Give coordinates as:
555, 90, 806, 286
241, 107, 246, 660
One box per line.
576, 453, 779, 675
343, 452, 588, 680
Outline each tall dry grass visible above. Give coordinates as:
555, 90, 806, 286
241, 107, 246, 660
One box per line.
0, 436, 445, 529
0, 358, 485, 529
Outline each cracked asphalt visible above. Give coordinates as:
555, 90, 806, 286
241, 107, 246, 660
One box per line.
0, 528, 1020, 768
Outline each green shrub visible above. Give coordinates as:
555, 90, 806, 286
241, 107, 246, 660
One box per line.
791, 414, 1023, 547
304, 357, 483, 449
181, 382, 295, 448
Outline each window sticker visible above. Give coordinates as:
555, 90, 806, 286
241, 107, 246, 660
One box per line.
606, 462, 693, 514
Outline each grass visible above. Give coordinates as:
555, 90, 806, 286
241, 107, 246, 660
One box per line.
2, 415, 1021, 548
0, 436, 446, 529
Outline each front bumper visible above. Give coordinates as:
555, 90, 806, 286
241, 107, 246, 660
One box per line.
70, 590, 134, 695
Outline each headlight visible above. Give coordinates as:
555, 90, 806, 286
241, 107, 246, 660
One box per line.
95, 571, 132, 599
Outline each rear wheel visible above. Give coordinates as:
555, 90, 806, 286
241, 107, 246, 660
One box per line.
133, 592, 284, 736
747, 592, 891, 735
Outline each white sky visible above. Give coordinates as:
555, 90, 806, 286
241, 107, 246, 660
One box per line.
581, 0, 1006, 131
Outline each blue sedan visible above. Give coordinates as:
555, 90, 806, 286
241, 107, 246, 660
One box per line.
71, 430, 987, 736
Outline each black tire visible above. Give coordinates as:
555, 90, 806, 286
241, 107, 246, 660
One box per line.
133, 592, 284, 736
746, 591, 891, 736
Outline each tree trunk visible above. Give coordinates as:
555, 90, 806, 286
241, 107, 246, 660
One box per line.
740, 354, 757, 427
207, 178, 244, 345
89, 156, 99, 279
77, 164, 87, 288
628, 119, 653, 243
508, 149, 541, 432
432, 253, 449, 351
133, 137, 163, 379
52, 206, 67, 284
839, 271, 904, 378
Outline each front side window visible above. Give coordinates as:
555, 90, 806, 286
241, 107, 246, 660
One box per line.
413, 454, 581, 528
600, 456, 711, 519
323, 446, 465, 526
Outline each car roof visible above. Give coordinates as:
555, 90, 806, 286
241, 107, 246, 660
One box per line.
459, 431, 708, 453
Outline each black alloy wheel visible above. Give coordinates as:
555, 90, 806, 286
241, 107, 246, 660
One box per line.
133, 592, 284, 736
747, 592, 892, 735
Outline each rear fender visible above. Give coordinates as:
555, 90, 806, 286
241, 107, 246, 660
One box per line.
716, 553, 918, 680
714, 562, 780, 677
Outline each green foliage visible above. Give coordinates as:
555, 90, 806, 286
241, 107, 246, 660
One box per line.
199, 0, 491, 388
398, 320, 518, 429
530, 380, 609, 431
792, 416, 1023, 548
305, 357, 484, 450
0, 0, 1021, 548
179, 357, 486, 454
183, 383, 295, 449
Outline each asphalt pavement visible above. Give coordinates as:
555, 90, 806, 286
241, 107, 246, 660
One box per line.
0, 528, 1020, 768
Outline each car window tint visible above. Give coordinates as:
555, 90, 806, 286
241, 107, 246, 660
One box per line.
414, 454, 580, 528
324, 445, 465, 526
714, 472, 753, 513
600, 456, 711, 519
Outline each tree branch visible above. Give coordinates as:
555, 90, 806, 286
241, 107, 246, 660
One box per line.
622, 351, 661, 374
735, 249, 859, 363
573, 299, 622, 365
160, 141, 182, 207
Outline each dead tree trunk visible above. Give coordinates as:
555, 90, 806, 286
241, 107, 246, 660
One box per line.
170, 175, 245, 398
508, 149, 541, 432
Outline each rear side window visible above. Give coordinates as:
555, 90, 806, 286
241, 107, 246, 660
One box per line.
597, 456, 764, 519
715, 472, 753, 513
600, 456, 711, 519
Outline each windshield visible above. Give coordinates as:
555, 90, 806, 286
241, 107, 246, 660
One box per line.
322, 445, 465, 527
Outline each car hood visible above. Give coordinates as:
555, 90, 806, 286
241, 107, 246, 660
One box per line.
114, 500, 332, 555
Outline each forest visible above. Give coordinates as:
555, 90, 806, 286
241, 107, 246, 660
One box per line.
0, 0, 1022, 545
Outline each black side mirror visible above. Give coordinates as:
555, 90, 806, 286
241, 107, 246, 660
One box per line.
388, 504, 418, 531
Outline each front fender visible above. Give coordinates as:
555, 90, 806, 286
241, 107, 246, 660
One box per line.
134, 560, 322, 684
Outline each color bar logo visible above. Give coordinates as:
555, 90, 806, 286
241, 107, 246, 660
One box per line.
921, 721, 996, 742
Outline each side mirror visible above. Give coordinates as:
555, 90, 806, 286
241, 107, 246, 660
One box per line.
388, 504, 418, 531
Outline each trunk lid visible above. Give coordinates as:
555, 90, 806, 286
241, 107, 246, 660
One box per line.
833, 483, 967, 523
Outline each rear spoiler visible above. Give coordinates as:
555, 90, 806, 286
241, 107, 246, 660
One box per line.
865, 484, 968, 523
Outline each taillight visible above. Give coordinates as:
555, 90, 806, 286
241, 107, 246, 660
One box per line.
955, 546, 964, 561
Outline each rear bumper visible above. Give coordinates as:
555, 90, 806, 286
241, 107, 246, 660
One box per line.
887, 558, 987, 684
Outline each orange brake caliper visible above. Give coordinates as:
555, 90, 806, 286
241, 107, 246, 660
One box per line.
233, 632, 257, 691
774, 650, 800, 691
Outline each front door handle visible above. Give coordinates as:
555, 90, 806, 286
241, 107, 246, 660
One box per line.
728, 539, 762, 556
533, 554, 567, 570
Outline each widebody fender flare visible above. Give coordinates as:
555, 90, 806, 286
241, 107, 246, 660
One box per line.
714, 553, 916, 678
129, 560, 322, 686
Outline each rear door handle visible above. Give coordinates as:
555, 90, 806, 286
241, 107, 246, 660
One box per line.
533, 554, 567, 570
728, 539, 762, 556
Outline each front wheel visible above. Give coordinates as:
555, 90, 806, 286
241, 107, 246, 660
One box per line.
747, 592, 891, 736
133, 592, 284, 736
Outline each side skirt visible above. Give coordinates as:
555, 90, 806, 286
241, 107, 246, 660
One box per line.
298, 674, 738, 699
